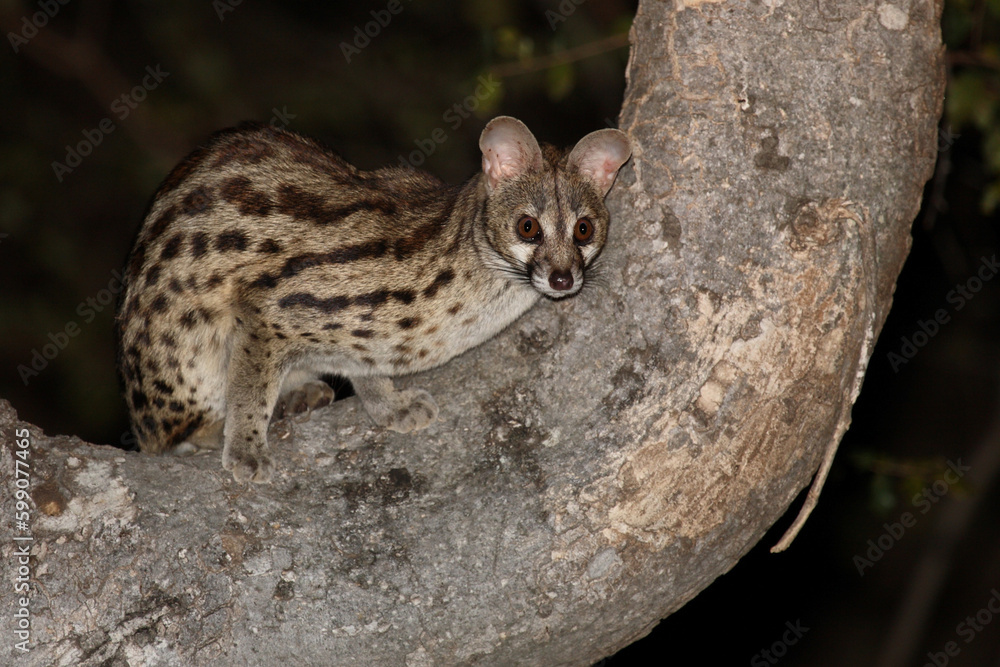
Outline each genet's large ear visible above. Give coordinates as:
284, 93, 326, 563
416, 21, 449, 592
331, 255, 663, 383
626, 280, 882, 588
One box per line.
479, 117, 544, 193
567, 128, 632, 197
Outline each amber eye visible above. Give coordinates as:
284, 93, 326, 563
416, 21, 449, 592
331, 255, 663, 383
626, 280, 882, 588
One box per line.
574, 218, 594, 243
517, 215, 541, 241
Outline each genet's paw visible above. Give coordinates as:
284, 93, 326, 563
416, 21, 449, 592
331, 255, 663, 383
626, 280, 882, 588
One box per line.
274, 380, 335, 420
222, 443, 274, 483
382, 389, 439, 433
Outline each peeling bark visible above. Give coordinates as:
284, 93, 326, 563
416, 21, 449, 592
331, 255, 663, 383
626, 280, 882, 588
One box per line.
1, 1, 943, 664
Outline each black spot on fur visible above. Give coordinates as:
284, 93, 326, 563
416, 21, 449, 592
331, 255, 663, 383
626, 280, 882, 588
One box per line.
150, 295, 169, 312
141, 416, 159, 436
171, 413, 205, 444
275, 184, 397, 225
145, 264, 162, 287
352, 329, 374, 338
190, 231, 209, 258
251, 273, 278, 289
354, 290, 390, 308
392, 215, 446, 260
254, 241, 390, 289
279, 293, 351, 313
423, 269, 455, 298
275, 184, 328, 223
181, 187, 214, 215
397, 317, 420, 330
215, 229, 248, 252
392, 290, 416, 305
258, 238, 283, 253
146, 206, 178, 244
219, 176, 275, 216
153, 379, 174, 395
131, 389, 149, 410
160, 233, 184, 260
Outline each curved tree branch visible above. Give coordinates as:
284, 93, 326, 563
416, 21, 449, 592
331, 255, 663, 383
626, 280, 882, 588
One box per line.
1, 1, 943, 664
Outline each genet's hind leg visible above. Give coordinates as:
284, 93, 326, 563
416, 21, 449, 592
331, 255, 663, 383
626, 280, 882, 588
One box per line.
274, 369, 335, 420
222, 325, 285, 483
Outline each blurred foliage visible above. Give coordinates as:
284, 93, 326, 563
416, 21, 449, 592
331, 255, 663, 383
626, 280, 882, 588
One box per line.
851, 451, 973, 515
943, 0, 1000, 211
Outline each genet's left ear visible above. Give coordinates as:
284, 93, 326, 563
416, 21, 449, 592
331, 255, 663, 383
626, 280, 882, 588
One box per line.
567, 129, 632, 197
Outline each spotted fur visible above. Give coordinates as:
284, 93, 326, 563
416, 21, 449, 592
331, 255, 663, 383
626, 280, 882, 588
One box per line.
117, 117, 631, 482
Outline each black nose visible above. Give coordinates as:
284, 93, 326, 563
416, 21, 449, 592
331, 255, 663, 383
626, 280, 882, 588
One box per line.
548, 270, 574, 291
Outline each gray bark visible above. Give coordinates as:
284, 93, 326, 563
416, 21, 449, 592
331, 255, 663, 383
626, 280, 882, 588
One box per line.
1, 1, 943, 664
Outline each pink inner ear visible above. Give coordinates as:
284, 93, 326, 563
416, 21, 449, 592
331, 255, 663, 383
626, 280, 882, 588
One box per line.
581, 155, 618, 192
483, 143, 529, 189
595, 156, 620, 187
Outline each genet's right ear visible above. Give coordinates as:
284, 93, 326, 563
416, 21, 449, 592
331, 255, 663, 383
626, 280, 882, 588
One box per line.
567, 129, 632, 197
479, 117, 543, 193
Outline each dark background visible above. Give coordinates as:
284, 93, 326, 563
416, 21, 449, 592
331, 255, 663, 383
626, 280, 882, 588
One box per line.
2, 1, 998, 665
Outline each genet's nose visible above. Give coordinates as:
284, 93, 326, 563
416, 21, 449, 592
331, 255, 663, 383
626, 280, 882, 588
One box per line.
548, 270, 574, 291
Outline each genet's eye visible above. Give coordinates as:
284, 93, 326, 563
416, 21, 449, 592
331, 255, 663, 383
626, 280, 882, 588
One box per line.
517, 215, 541, 241
574, 218, 594, 243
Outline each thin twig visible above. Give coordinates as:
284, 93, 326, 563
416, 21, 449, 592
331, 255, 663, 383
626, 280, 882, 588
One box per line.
489, 33, 630, 79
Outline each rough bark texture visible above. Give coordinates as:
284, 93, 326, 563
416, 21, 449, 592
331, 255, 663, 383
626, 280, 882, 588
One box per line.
1, 1, 943, 664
